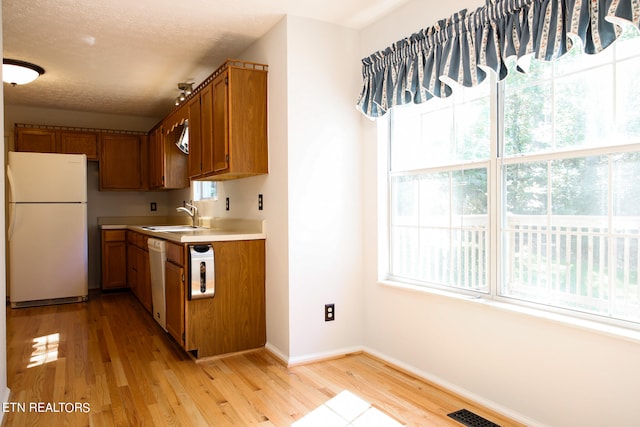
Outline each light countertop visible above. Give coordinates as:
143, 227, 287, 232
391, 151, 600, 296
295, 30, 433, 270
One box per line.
100, 217, 266, 243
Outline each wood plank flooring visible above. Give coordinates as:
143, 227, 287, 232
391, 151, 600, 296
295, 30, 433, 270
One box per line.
4, 291, 524, 426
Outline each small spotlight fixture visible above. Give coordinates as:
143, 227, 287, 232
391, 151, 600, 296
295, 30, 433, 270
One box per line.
3, 58, 45, 85
174, 82, 194, 106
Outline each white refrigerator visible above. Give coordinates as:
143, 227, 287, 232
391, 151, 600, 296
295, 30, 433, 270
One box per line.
8, 151, 88, 307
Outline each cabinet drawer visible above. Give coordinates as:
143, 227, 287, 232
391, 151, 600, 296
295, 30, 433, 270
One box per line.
166, 242, 184, 266
103, 229, 126, 242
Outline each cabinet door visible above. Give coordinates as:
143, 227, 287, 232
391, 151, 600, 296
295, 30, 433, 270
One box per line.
59, 131, 98, 160
15, 128, 57, 153
139, 249, 152, 313
99, 134, 143, 190
187, 95, 202, 178
214, 240, 266, 353
101, 230, 127, 290
165, 261, 185, 346
228, 67, 269, 175
187, 240, 266, 357
127, 243, 139, 296
148, 126, 163, 188
200, 84, 215, 176
212, 71, 229, 173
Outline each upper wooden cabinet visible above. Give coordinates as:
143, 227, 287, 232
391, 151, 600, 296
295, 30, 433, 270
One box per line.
148, 106, 189, 190
187, 92, 205, 178
99, 133, 148, 190
189, 60, 268, 181
15, 126, 98, 160
15, 128, 57, 153
59, 131, 98, 160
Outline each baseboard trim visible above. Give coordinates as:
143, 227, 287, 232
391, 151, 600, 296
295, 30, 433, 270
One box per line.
262, 344, 539, 427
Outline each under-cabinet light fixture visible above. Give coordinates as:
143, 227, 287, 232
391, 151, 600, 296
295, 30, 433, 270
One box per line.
174, 82, 194, 106
3, 58, 45, 85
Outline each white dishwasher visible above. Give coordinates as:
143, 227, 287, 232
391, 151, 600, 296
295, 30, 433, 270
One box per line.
147, 238, 167, 331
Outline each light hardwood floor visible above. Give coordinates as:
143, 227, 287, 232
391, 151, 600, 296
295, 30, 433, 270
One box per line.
4, 291, 524, 426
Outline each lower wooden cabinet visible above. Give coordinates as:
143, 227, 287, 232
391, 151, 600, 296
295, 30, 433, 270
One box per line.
127, 231, 152, 313
101, 229, 151, 312
165, 254, 185, 346
102, 230, 266, 359
101, 230, 127, 290
184, 239, 266, 358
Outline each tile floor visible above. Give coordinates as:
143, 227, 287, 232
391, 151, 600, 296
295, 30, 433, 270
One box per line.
292, 390, 404, 426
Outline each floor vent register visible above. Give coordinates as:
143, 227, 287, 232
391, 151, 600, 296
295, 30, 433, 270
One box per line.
447, 409, 500, 427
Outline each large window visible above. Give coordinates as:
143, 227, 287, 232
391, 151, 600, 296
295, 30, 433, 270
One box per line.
388, 27, 640, 326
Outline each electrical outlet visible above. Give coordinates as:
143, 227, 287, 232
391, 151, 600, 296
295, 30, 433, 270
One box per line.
226, 197, 230, 211
258, 194, 263, 210
325, 304, 335, 322
150, 202, 157, 212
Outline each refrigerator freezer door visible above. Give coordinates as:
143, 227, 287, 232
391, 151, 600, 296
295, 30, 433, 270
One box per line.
9, 203, 88, 304
8, 151, 87, 203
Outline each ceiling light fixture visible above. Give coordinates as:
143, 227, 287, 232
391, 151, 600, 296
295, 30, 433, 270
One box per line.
3, 58, 45, 85
174, 82, 194, 106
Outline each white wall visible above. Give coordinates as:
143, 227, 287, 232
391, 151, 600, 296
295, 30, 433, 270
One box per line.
284, 17, 363, 362
359, 1, 640, 426
192, 15, 364, 363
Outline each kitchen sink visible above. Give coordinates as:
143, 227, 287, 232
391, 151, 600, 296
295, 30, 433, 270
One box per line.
141, 225, 205, 232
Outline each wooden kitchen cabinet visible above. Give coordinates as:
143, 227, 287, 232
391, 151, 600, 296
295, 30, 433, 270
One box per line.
126, 231, 152, 313
165, 242, 186, 346
99, 133, 148, 190
148, 108, 189, 189
148, 125, 163, 188
186, 239, 266, 358
15, 128, 57, 153
189, 60, 268, 181
187, 92, 206, 178
101, 229, 127, 290
15, 126, 98, 160
58, 131, 98, 160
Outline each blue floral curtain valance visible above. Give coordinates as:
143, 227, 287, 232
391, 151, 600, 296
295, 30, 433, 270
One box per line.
357, 0, 640, 118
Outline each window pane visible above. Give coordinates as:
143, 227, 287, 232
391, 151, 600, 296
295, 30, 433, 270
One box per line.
391, 84, 490, 171
505, 162, 548, 215
612, 152, 640, 322
419, 172, 449, 227
554, 66, 614, 149
503, 67, 553, 156
454, 93, 491, 161
502, 154, 640, 319
390, 168, 488, 291
391, 175, 419, 227
551, 156, 608, 217
617, 57, 640, 141
613, 152, 640, 219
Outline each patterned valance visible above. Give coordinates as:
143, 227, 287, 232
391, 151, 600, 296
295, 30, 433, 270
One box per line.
356, 0, 640, 118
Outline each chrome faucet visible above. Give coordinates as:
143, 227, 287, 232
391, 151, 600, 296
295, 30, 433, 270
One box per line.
176, 202, 198, 227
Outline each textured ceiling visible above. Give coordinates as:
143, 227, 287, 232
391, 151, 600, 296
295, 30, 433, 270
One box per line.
3, 0, 408, 120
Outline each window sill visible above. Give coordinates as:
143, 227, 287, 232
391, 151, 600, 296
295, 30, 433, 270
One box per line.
377, 280, 640, 345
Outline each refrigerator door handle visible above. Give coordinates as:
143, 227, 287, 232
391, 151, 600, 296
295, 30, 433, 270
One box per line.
7, 164, 16, 240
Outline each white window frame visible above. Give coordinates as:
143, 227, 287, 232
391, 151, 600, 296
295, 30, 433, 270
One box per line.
192, 180, 217, 201
382, 30, 640, 330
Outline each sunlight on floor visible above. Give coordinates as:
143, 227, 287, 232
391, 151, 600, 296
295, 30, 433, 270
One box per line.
292, 390, 404, 426
28, 333, 60, 368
